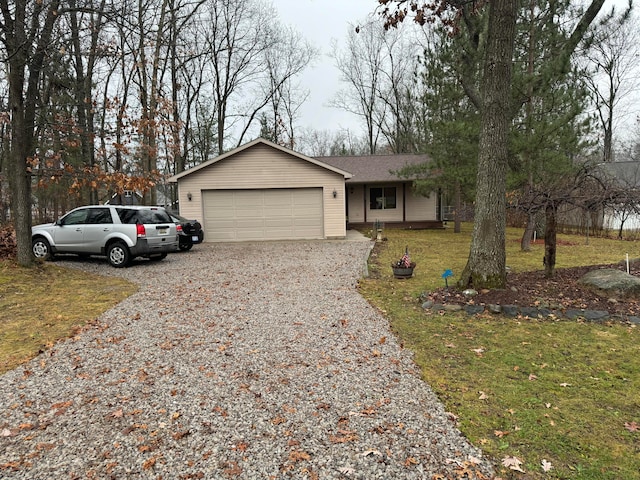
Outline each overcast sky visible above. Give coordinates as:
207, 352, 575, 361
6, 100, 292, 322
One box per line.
273, 0, 378, 135
272, 0, 638, 143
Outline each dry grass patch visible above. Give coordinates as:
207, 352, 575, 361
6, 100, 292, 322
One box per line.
0, 260, 136, 374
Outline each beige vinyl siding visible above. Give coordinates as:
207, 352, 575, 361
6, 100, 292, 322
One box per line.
177, 143, 346, 240
405, 189, 438, 221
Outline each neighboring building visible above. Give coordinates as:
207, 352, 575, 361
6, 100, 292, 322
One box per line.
601, 161, 640, 232
168, 138, 442, 242
556, 161, 640, 233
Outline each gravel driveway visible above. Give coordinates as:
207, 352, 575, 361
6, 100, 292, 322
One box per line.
1, 239, 494, 479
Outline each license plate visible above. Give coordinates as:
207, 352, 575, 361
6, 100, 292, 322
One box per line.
157, 227, 168, 235
191, 236, 199, 242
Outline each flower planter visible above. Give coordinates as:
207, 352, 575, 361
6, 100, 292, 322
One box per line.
392, 263, 416, 279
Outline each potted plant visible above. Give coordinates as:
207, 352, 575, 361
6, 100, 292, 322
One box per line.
391, 246, 416, 279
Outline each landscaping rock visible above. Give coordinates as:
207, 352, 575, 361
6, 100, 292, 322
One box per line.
565, 309, 587, 320
443, 304, 463, 312
578, 268, 640, 300
537, 308, 553, 318
520, 306, 541, 318
581, 310, 610, 322
502, 305, 520, 317
488, 304, 502, 314
463, 305, 485, 315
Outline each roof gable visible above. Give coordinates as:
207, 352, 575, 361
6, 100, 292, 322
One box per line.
168, 138, 352, 182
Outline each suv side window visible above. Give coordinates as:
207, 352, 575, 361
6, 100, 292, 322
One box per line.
62, 209, 89, 225
137, 209, 172, 224
116, 208, 138, 224
87, 208, 113, 224
116, 207, 172, 224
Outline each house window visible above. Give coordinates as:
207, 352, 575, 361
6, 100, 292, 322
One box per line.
370, 187, 397, 210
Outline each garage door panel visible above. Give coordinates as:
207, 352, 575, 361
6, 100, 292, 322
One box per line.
293, 205, 321, 215
203, 189, 323, 241
265, 218, 293, 227
294, 217, 321, 227
236, 209, 263, 218
214, 219, 238, 229
265, 191, 291, 205
212, 205, 235, 220
236, 192, 263, 206
269, 209, 293, 218
236, 218, 263, 227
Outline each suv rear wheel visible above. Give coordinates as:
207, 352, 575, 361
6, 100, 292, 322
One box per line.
32, 237, 53, 260
107, 241, 131, 268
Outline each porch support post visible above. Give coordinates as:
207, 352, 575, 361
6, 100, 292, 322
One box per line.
403, 183, 407, 222
363, 184, 367, 223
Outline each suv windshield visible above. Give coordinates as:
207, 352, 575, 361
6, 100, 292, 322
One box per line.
117, 208, 172, 224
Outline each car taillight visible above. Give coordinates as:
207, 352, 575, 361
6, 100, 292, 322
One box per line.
176, 224, 183, 233
136, 224, 146, 238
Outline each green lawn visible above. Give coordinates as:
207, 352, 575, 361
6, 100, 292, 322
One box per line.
359, 224, 640, 479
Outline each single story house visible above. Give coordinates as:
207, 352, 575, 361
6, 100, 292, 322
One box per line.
167, 138, 443, 242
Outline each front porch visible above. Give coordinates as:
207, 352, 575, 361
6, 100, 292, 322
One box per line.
348, 220, 445, 231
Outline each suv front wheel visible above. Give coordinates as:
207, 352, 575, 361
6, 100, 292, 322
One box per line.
107, 241, 131, 268
32, 237, 53, 261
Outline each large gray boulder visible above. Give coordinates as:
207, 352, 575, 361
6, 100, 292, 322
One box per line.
578, 268, 640, 299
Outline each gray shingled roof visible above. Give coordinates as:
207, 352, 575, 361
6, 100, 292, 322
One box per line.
317, 154, 431, 183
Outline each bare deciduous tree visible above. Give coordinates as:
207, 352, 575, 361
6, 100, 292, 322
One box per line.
583, 3, 639, 162
1, 0, 62, 266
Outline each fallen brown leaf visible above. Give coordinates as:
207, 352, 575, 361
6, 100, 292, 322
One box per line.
288, 450, 311, 462
624, 421, 639, 432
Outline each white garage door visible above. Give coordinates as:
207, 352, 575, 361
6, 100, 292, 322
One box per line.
203, 188, 324, 241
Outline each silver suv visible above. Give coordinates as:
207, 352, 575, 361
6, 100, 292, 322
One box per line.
31, 205, 179, 267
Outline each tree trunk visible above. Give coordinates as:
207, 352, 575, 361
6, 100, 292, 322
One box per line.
458, 0, 516, 289
7, 118, 33, 267
521, 213, 535, 251
618, 220, 625, 240
453, 178, 462, 234
544, 203, 557, 278
3, 0, 61, 266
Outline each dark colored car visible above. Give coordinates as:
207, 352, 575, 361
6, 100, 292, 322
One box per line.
170, 213, 204, 251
